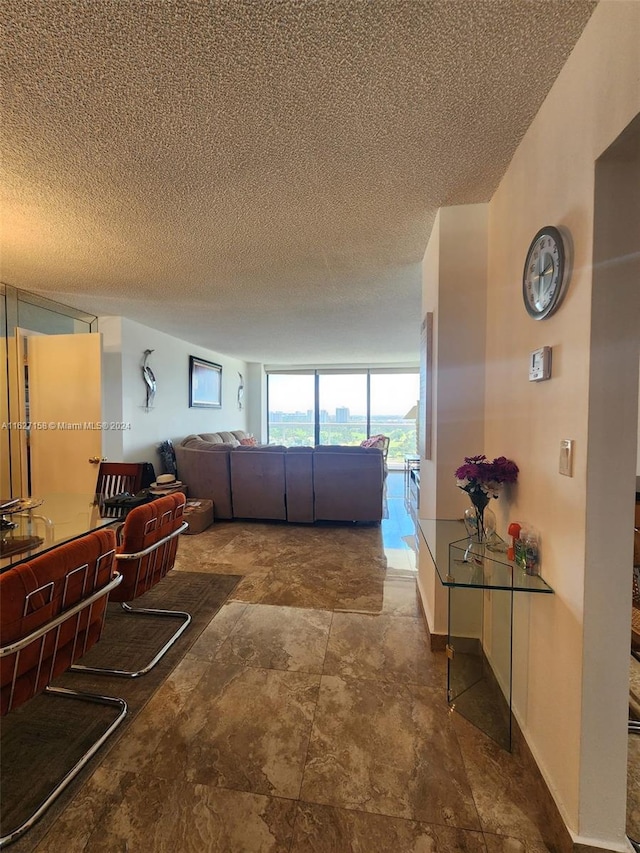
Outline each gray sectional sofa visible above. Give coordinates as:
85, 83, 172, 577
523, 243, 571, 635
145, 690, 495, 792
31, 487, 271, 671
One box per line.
174, 432, 384, 523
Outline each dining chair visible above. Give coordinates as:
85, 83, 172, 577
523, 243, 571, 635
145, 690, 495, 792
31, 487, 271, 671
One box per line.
72, 492, 189, 679
0, 528, 127, 847
95, 462, 145, 517
95, 462, 144, 498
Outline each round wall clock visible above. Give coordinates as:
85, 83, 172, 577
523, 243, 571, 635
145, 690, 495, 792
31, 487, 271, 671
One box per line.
522, 225, 567, 320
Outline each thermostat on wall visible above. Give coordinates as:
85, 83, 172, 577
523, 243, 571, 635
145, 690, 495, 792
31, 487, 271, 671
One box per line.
529, 346, 552, 382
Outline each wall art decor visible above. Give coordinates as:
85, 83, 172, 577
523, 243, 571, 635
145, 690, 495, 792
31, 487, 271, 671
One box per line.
189, 356, 222, 408
142, 348, 156, 410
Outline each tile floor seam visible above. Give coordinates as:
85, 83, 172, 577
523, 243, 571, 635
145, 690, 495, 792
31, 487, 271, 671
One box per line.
449, 716, 493, 840
295, 610, 336, 806
320, 610, 336, 678
184, 610, 248, 679
286, 804, 303, 853
294, 791, 487, 836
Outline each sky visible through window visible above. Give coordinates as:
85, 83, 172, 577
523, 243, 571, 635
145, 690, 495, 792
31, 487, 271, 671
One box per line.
268, 373, 418, 417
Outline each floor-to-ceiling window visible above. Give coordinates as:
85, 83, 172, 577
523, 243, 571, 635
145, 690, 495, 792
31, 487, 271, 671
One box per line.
317, 372, 367, 446
369, 371, 419, 463
267, 368, 419, 465
266, 372, 316, 447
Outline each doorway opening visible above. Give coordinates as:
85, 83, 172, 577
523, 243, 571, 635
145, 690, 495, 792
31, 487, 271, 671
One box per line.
590, 111, 640, 849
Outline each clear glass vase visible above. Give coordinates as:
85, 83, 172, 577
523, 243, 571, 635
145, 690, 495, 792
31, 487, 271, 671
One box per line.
463, 504, 496, 543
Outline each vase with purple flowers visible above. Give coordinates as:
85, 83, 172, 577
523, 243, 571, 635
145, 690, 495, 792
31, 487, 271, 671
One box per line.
455, 454, 519, 545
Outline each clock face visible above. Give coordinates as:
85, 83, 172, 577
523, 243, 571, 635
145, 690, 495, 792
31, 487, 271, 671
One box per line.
522, 226, 566, 320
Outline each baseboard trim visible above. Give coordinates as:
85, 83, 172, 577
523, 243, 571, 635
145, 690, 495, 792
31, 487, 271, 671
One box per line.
413, 575, 629, 852
504, 714, 577, 853
571, 835, 633, 852
429, 631, 447, 652
415, 584, 447, 651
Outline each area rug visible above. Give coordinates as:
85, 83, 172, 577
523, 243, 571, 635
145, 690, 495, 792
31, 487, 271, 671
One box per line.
1, 570, 241, 852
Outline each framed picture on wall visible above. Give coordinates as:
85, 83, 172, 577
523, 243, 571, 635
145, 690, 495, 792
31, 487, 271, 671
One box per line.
189, 356, 222, 408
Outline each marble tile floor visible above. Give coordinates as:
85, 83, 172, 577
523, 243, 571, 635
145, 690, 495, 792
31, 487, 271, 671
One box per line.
18, 473, 619, 852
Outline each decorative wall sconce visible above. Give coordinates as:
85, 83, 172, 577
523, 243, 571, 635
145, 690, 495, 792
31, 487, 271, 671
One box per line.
142, 349, 156, 411
237, 372, 244, 410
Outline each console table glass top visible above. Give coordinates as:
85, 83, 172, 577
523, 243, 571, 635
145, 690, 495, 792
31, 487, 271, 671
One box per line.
418, 518, 553, 593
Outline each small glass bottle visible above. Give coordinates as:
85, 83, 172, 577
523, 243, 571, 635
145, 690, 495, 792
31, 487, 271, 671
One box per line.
524, 532, 539, 575
514, 525, 528, 569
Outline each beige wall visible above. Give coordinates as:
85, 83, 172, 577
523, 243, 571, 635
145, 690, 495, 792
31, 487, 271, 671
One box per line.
488, 2, 639, 846
582, 112, 639, 842
418, 204, 489, 637
420, 2, 640, 847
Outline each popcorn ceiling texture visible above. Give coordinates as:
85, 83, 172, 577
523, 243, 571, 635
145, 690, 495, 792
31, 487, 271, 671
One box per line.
0, 0, 596, 364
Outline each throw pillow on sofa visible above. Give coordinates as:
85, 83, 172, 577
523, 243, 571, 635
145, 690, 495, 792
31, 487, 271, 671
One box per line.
360, 434, 386, 450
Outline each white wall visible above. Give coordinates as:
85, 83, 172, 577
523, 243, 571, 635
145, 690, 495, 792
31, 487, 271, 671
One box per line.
100, 317, 124, 464
99, 316, 252, 469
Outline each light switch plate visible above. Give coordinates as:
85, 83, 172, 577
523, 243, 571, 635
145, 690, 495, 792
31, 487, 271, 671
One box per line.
559, 439, 573, 476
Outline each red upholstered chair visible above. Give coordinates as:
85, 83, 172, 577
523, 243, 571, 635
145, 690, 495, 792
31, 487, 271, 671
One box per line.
0, 528, 127, 847
73, 492, 189, 679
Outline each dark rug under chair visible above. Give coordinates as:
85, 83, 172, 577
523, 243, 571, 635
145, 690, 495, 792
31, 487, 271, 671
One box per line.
1, 571, 241, 852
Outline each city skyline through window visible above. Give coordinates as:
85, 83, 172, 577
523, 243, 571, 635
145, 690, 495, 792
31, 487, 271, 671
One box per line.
268, 373, 418, 416
267, 371, 419, 463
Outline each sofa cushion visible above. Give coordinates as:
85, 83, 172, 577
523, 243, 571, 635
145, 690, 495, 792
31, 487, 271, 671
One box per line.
197, 433, 225, 444
230, 450, 286, 520
174, 444, 234, 518
234, 444, 288, 452
314, 444, 383, 456
181, 434, 203, 445
182, 437, 235, 452
313, 448, 384, 522
215, 431, 241, 446
285, 449, 314, 522
182, 431, 249, 448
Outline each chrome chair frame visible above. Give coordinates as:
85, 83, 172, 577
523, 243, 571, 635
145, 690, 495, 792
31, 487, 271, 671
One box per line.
72, 520, 190, 679
0, 571, 127, 848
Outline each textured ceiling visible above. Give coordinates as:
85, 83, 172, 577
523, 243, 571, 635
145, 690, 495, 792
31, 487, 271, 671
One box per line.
1, 0, 596, 364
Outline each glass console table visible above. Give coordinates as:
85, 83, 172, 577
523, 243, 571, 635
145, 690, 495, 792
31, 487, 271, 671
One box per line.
1, 494, 124, 571
418, 518, 553, 749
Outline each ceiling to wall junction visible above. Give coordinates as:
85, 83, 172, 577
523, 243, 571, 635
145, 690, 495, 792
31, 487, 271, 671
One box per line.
0, 0, 596, 364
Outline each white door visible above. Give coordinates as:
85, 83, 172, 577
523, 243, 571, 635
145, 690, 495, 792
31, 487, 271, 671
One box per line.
25, 332, 103, 496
